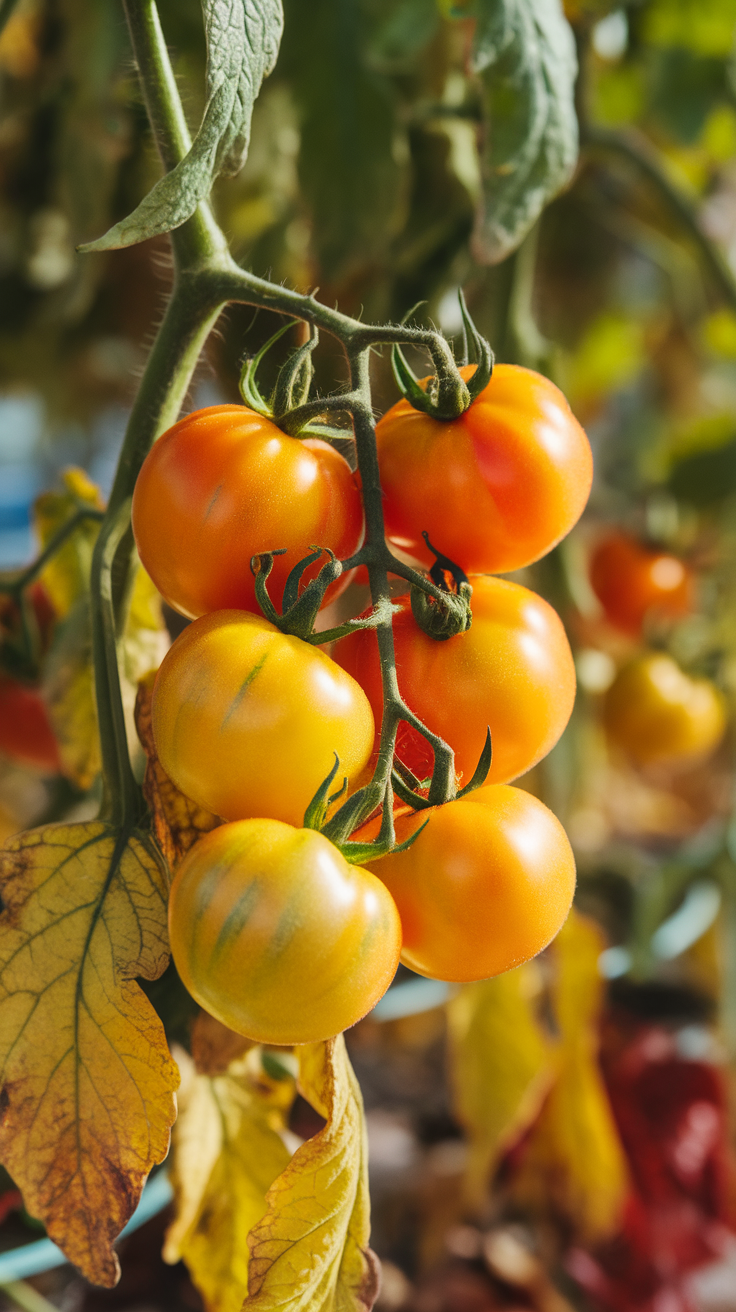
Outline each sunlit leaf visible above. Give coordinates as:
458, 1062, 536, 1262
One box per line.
190, 1008, 254, 1076
447, 965, 553, 1208
509, 912, 628, 1240
164, 1046, 294, 1312
135, 672, 221, 870
34, 468, 104, 617
42, 596, 100, 789
244, 1035, 380, 1311
465, 0, 579, 263
0, 821, 178, 1286
82, 0, 284, 251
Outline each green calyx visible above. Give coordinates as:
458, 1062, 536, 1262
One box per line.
391, 290, 494, 421
409, 533, 473, 640
239, 319, 351, 446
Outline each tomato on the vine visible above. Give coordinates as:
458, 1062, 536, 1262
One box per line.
168, 819, 402, 1044
375, 364, 592, 574
364, 784, 575, 981
590, 532, 693, 636
334, 575, 576, 786
604, 653, 726, 767
132, 405, 364, 619
152, 609, 375, 826
0, 677, 61, 774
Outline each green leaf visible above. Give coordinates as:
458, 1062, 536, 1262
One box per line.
468, 0, 579, 263
282, 0, 407, 279
82, 0, 284, 251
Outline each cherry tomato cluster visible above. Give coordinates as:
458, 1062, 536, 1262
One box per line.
133, 362, 593, 1044
589, 533, 725, 769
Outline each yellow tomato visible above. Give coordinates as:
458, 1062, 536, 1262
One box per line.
152, 610, 375, 825
168, 820, 402, 1044
604, 653, 726, 767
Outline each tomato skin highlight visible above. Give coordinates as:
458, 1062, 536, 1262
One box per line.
590, 533, 693, 636
0, 677, 61, 773
151, 609, 375, 826
604, 653, 726, 767
375, 365, 592, 574
131, 405, 364, 619
334, 575, 576, 786
168, 819, 402, 1045
365, 785, 575, 981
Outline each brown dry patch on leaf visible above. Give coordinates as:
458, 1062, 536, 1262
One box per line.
244, 1035, 380, 1312
164, 1046, 295, 1312
448, 963, 554, 1209
191, 1009, 253, 1076
135, 673, 220, 868
0, 821, 179, 1285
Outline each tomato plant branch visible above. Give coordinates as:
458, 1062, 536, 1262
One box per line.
0, 508, 105, 599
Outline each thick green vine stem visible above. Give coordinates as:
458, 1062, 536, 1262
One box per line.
91, 0, 493, 856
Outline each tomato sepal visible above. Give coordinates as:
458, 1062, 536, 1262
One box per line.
335, 818, 430, 866
456, 726, 493, 797
302, 752, 348, 832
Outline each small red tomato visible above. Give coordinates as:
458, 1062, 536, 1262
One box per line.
132, 405, 364, 619
0, 677, 61, 773
590, 533, 693, 636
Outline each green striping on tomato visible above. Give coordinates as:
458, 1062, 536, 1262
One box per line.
365, 785, 576, 982
334, 575, 576, 787
375, 364, 592, 575
151, 609, 375, 826
131, 405, 364, 619
168, 820, 402, 1045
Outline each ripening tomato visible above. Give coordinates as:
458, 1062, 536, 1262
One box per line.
152, 609, 375, 825
334, 575, 576, 786
604, 653, 726, 767
375, 365, 592, 574
0, 677, 61, 773
168, 819, 402, 1044
132, 405, 364, 619
590, 533, 693, 636
365, 785, 575, 980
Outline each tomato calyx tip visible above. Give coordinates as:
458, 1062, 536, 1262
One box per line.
391, 290, 493, 421
409, 535, 473, 640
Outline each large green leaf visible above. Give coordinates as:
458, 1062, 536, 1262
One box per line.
83, 0, 284, 251
466, 0, 579, 263
282, 0, 407, 280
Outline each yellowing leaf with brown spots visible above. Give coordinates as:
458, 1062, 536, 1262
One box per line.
42, 596, 100, 788
135, 673, 220, 869
0, 821, 179, 1286
509, 912, 628, 1240
164, 1046, 295, 1312
447, 964, 554, 1208
34, 469, 104, 617
244, 1035, 380, 1312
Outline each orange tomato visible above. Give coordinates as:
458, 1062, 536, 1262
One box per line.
168, 819, 401, 1044
604, 653, 726, 767
365, 785, 576, 980
375, 364, 592, 574
334, 575, 576, 786
152, 609, 375, 825
132, 405, 364, 619
590, 533, 693, 635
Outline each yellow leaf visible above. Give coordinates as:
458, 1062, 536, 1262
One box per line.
165, 1046, 295, 1312
135, 673, 220, 869
0, 821, 179, 1286
42, 597, 100, 789
510, 912, 628, 1241
447, 965, 554, 1209
34, 469, 104, 617
244, 1035, 380, 1312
